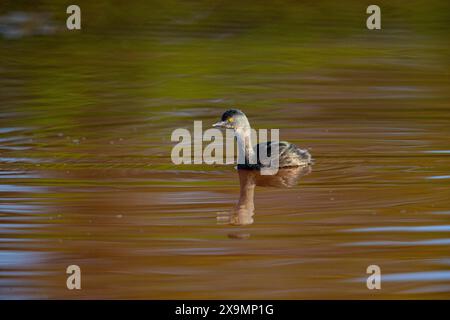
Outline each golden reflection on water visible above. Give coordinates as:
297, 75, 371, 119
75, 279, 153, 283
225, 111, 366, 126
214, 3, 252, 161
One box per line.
225, 167, 312, 227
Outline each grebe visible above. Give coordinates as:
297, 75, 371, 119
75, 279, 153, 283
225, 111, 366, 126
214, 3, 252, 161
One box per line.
212, 109, 312, 169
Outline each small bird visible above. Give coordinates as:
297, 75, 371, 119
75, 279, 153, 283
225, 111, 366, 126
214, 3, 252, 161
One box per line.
213, 109, 312, 169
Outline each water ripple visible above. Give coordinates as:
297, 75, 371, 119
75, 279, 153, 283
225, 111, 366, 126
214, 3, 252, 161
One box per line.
346, 225, 450, 233
341, 239, 450, 246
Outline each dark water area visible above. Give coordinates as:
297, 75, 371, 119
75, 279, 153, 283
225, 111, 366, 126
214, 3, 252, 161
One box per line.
0, 0, 449, 298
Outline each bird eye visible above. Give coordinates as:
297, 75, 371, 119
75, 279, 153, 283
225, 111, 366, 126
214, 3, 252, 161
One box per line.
228, 117, 234, 122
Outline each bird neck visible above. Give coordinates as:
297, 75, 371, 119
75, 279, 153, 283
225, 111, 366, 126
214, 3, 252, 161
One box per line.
235, 127, 256, 165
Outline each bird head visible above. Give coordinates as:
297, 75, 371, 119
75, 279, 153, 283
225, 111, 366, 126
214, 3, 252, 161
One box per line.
212, 109, 250, 131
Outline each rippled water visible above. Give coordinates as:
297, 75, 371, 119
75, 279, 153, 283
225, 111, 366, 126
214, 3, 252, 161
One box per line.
1, 1, 449, 299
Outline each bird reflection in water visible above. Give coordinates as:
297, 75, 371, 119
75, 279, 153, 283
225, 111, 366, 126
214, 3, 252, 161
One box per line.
218, 166, 312, 235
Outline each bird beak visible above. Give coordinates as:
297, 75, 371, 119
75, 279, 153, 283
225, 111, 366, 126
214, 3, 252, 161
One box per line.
212, 121, 228, 128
